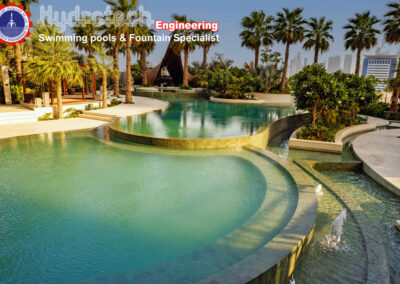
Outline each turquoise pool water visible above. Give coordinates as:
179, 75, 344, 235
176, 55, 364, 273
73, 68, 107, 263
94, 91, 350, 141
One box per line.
0, 130, 297, 283
117, 98, 295, 138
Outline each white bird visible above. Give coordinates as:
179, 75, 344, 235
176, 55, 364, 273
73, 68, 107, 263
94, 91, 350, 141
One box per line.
315, 184, 323, 196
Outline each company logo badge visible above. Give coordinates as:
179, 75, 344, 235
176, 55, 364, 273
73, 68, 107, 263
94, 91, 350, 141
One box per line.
0, 3, 32, 45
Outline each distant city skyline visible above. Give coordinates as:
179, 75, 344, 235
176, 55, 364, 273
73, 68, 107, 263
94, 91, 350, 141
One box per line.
30, 0, 400, 70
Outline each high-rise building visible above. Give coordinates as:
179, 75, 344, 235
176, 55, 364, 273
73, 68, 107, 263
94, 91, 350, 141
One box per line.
295, 52, 302, 74
327, 56, 341, 73
343, 54, 352, 73
361, 55, 399, 90
304, 58, 308, 67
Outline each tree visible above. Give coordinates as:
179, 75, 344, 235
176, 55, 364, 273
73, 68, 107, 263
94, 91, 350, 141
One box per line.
169, 14, 196, 86
0, 44, 13, 104
73, 16, 100, 99
87, 46, 119, 108
26, 21, 83, 119
101, 22, 125, 98
208, 53, 234, 71
240, 11, 274, 69
196, 29, 218, 70
105, 0, 139, 103
2, 0, 39, 100
344, 11, 380, 76
274, 8, 306, 92
384, 1, 400, 112
132, 25, 155, 86
303, 17, 334, 64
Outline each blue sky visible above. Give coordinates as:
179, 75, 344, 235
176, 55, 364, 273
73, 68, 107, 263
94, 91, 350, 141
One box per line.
30, 0, 397, 71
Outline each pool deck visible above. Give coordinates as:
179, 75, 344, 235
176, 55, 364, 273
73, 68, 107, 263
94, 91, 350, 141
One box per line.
0, 96, 168, 140
353, 129, 400, 196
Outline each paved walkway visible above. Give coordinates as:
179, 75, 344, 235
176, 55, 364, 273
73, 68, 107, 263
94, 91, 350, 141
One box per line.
0, 96, 168, 140
85, 96, 169, 117
353, 129, 400, 196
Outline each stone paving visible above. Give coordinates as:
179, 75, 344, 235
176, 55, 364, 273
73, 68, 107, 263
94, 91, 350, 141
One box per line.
353, 129, 400, 196
0, 96, 168, 140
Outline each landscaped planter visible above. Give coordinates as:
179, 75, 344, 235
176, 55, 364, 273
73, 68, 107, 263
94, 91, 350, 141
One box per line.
289, 123, 377, 153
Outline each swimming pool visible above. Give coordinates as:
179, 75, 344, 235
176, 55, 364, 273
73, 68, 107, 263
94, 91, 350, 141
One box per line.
116, 98, 295, 139
0, 130, 299, 283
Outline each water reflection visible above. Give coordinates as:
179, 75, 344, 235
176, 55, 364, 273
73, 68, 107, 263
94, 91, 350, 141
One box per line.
119, 98, 295, 139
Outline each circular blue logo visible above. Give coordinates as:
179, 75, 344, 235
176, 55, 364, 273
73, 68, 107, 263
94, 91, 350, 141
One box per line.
0, 5, 30, 44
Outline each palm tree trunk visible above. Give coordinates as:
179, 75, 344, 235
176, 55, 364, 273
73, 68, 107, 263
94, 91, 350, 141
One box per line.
141, 49, 148, 85
91, 74, 96, 99
183, 48, 189, 86
314, 48, 319, 64
50, 81, 54, 105
63, 80, 67, 96
255, 47, 259, 69
102, 71, 108, 108
1, 65, 12, 104
202, 47, 208, 70
82, 75, 86, 101
355, 48, 362, 76
85, 76, 89, 100
113, 46, 120, 97
390, 87, 399, 113
280, 43, 290, 92
14, 43, 24, 100
56, 79, 63, 119
126, 33, 132, 104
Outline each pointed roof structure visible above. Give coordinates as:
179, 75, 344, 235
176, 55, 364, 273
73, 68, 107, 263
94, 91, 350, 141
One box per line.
147, 47, 193, 86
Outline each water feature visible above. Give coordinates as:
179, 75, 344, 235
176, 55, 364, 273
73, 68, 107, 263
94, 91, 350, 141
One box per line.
0, 130, 298, 283
117, 98, 295, 139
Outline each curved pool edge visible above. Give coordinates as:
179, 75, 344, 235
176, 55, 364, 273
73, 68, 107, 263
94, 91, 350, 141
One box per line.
197, 146, 318, 284
294, 160, 390, 284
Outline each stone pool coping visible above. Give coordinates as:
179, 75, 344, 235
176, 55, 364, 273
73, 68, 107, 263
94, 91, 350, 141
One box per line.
295, 160, 390, 284
198, 146, 318, 284
288, 117, 388, 153
209, 96, 264, 104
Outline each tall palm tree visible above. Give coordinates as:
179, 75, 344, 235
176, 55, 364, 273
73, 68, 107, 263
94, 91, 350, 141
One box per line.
0, 44, 13, 104
73, 16, 100, 99
105, 0, 138, 103
240, 11, 274, 69
101, 24, 125, 98
2, 0, 39, 100
87, 46, 119, 108
303, 17, 334, 64
26, 21, 83, 119
132, 25, 155, 86
196, 29, 219, 70
169, 14, 196, 86
344, 11, 380, 76
274, 8, 306, 92
384, 1, 400, 112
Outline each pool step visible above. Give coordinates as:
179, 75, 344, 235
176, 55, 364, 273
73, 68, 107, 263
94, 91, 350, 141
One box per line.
79, 113, 114, 122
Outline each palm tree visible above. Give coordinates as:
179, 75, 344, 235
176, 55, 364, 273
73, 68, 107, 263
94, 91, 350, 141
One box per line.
26, 21, 83, 119
303, 17, 334, 64
0, 44, 13, 104
105, 0, 138, 103
344, 11, 380, 76
87, 46, 119, 108
101, 24, 125, 98
384, 1, 400, 112
2, 0, 39, 100
197, 29, 218, 70
274, 8, 306, 92
240, 11, 274, 69
73, 16, 100, 99
169, 14, 196, 86
132, 25, 155, 86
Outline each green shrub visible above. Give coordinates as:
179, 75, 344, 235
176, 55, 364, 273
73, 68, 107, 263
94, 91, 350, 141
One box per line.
179, 85, 192, 90
360, 102, 389, 118
85, 104, 100, 111
38, 113, 53, 121
64, 108, 83, 118
108, 98, 122, 107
